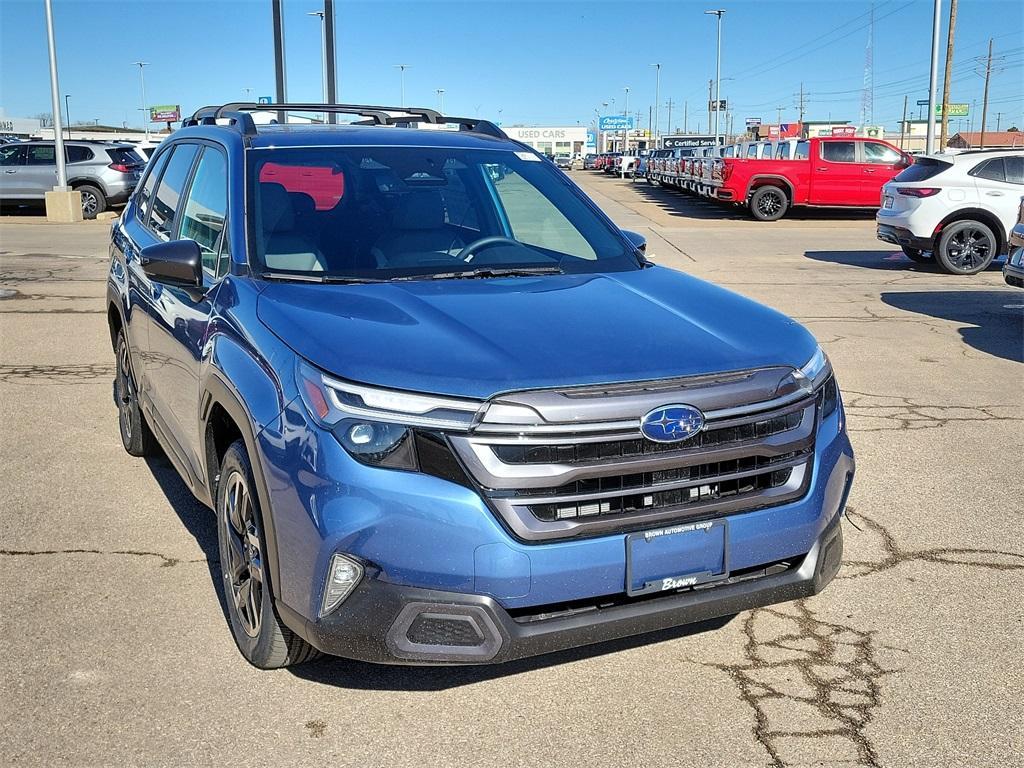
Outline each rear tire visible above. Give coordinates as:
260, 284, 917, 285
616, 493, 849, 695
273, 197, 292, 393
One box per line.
76, 184, 106, 219
217, 439, 320, 669
935, 220, 997, 275
749, 185, 788, 221
115, 332, 157, 457
901, 246, 933, 263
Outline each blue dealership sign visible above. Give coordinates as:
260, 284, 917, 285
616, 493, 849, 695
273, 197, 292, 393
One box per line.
599, 115, 635, 131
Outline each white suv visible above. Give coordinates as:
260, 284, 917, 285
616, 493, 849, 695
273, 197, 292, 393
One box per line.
876, 149, 1024, 274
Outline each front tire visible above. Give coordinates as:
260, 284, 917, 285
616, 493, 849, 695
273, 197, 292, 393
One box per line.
76, 184, 106, 219
217, 440, 320, 669
115, 332, 157, 457
749, 185, 788, 221
935, 220, 997, 275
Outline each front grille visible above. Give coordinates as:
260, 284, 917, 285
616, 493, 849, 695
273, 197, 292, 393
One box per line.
448, 370, 820, 542
492, 409, 803, 465
406, 614, 485, 647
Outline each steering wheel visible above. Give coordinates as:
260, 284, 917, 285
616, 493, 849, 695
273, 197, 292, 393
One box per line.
455, 236, 524, 262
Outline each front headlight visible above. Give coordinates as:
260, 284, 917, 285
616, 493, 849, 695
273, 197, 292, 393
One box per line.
775, 346, 833, 400
295, 360, 481, 469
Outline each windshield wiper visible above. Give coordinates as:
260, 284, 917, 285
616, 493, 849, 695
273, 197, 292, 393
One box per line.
395, 266, 563, 281
259, 272, 387, 284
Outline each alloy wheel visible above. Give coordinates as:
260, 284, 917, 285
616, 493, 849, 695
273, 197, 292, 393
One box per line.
946, 227, 992, 271
222, 471, 263, 638
117, 342, 134, 442
758, 191, 782, 217
81, 191, 98, 217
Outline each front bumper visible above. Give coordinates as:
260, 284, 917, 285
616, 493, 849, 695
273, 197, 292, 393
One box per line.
877, 223, 932, 251
1004, 243, 1024, 288
280, 508, 846, 665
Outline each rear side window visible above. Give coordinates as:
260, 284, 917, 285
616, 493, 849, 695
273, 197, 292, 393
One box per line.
895, 158, 950, 182
971, 158, 1006, 183
27, 145, 56, 165
149, 144, 199, 238
821, 142, 855, 163
794, 141, 810, 159
259, 162, 344, 210
178, 147, 229, 275
66, 146, 93, 163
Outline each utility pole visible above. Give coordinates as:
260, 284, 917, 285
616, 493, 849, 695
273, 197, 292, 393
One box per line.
900, 94, 908, 150
925, 0, 941, 153
979, 38, 993, 149
996, 112, 1002, 131
797, 83, 806, 126
776, 105, 784, 125
939, 0, 958, 151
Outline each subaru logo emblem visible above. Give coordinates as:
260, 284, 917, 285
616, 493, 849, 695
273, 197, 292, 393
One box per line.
640, 404, 705, 443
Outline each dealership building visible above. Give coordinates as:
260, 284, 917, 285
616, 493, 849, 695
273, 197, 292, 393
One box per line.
500, 126, 595, 157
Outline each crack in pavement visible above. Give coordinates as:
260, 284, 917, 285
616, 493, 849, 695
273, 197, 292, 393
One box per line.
840, 506, 1024, 578
842, 389, 1022, 432
0, 548, 210, 568
0, 364, 114, 383
697, 600, 889, 768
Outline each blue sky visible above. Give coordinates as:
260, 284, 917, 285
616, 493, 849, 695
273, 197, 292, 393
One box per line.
1, 0, 1021, 133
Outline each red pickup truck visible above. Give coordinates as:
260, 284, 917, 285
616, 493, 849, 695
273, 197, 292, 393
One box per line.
710, 137, 912, 221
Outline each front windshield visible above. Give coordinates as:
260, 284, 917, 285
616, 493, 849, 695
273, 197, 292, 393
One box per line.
247, 145, 637, 280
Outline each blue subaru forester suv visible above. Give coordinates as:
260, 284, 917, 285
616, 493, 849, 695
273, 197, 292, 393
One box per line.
107, 103, 854, 668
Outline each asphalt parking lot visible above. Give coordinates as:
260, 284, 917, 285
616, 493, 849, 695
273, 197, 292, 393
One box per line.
2, 173, 1022, 768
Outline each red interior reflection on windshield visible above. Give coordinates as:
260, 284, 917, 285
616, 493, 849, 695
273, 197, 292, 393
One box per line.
259, 163, 345, 210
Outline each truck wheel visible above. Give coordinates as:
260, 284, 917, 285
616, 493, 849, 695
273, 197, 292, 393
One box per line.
901, 246, 932, 263
935, 220, 997, 275
77, 184, 106, 219
115, 332, 157, 457
750, 186, 788, 221
217, 439, 321, 669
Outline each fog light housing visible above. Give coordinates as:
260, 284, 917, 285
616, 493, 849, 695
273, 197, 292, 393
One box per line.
320, 554, 363, 617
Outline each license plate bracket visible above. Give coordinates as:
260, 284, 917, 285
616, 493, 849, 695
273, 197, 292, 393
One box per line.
883, 195, 894, 209
625, 519, 729, 597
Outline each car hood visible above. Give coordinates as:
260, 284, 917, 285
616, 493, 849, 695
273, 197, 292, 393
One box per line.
256, 266, 819, 400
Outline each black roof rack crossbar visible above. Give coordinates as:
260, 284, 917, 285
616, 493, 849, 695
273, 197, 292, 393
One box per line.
185, 102, 507, 140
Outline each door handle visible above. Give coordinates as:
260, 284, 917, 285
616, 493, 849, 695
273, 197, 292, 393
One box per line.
864, 168, 877, 173
3, 169, 15, 174
816, 167, 828, 172
985, 191, 1004, 196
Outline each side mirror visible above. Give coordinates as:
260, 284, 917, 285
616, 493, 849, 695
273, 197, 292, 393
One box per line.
622, 229, 647, 255
140, 240, 202, 288
896, 155, 912, 169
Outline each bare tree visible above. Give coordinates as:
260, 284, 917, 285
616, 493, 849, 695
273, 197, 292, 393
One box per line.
32, 112, 54, 127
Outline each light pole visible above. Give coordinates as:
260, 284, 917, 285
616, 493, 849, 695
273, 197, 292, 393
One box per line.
705, 9, 725, 146
43, 0, 68, 193
64, 94, 71, 140
308, 10, 328, 118
650, 63, 661, 146
622, 86, 630, 178
436, 88, 445, 113
242, 87, 253, 101
393, 64, 411, 107
132, 61, 150, 139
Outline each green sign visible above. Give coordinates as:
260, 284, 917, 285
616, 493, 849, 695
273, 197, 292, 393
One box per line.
937, 103, 969, 117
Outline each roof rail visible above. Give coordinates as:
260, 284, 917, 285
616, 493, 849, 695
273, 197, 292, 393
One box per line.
183, 102, 507, 140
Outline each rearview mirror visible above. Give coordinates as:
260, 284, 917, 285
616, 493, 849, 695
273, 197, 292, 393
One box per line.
140, 240, 202, 288
622, 229, 647, 255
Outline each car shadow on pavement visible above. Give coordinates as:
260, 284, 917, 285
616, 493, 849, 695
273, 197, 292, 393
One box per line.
881, 290, 1024, 363
806, 248, 1007, 273
288, 614, 734, 691
144, 454, 232, 624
